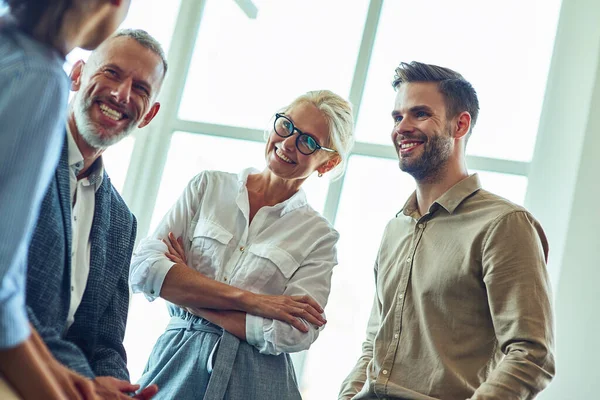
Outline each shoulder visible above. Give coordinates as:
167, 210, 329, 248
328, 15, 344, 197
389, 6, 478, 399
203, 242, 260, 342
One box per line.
294, 204, 340, 243
467, 189, 546, 248
0, 29, 66, 85
469, 188, 534, 224
188, 170, 238, 190
202, 169, 238, 183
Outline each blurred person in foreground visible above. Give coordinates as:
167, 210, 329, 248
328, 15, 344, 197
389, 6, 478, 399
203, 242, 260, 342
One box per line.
0, 0, 131, 398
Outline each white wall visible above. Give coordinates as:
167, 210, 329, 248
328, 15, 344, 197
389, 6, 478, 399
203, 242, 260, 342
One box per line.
525, 0, 600, 397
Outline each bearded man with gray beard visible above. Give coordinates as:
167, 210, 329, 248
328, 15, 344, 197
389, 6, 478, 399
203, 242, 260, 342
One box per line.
24, 29, 167, 399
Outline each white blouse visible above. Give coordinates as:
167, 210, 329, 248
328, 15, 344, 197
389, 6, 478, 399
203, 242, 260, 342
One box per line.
130, 168, 339, 355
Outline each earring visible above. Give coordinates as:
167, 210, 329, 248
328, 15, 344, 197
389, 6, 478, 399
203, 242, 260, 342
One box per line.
318, 172, 323, 178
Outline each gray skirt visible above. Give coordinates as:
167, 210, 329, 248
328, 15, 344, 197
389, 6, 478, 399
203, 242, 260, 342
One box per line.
137, 305, 302, 400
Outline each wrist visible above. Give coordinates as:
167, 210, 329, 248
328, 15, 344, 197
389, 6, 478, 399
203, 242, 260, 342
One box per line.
235, 290, 257, 313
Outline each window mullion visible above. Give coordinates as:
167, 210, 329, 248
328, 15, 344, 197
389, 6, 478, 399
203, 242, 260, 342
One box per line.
123, 0, 209, 241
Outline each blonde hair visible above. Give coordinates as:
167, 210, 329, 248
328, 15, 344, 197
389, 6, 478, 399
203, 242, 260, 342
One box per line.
279, 90, 355, 180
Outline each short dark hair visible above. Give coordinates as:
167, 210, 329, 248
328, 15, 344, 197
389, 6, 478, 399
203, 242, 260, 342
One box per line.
392, 61, 480, 136
7, 0, 73, 44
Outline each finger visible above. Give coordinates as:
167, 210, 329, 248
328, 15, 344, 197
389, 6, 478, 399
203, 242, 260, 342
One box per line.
169, 232, 183, 253
162, 238, 176, 255
176, 236, 187, 263
165, 252, 183, 264
283, 312, 309, 333
60, 383, 83, 400
287, 297, 325, 325
168, 232, 184, 258
300, 302, 327, 324
77, 379, 98, 400
56, 370, 84, 400
292, 295, 324, 313
110, 378, 140, 393
291, 304, 325, 327
133, 384, 159, 400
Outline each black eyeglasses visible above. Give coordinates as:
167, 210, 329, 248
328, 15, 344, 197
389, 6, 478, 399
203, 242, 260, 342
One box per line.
274, 113, 336, 156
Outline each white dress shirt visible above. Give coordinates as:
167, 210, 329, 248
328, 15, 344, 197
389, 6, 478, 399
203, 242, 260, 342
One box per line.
130, 168, 339, 355
66, 131, 104, 330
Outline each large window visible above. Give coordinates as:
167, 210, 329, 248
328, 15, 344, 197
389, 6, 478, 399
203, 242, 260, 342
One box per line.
178, 0, 370, 129
355, 0, 561, 162
103, 0, 561, 393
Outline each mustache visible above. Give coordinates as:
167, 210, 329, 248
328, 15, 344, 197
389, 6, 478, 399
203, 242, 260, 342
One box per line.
86, 96, 131, 118
398, 132, 428, 142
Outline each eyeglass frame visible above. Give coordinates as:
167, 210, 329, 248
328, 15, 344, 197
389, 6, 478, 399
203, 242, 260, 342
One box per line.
273, 113, 337, 155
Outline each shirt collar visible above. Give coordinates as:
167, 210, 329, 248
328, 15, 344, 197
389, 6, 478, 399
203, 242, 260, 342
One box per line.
66, 127, 104, 191
237, 167, 308, 216
400, 174, 482, 217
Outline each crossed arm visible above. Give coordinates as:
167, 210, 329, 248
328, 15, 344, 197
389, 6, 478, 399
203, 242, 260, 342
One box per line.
162, 232, 328, 344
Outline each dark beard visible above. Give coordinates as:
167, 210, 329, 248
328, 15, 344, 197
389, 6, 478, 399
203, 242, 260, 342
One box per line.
399, 129, 453, 183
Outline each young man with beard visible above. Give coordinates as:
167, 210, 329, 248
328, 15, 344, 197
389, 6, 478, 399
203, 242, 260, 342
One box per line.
339, 62, 555, 400
25, 29, 167, 400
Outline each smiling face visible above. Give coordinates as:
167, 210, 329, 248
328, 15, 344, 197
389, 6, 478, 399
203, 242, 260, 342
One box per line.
391, 82, 456, 182
265, 101, 338, 182
69, 36, 164, 149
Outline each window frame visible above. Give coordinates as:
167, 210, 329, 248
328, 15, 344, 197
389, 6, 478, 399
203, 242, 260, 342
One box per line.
119, 0, 537, 386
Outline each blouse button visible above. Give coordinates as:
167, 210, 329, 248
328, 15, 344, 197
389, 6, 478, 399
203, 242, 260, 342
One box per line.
240, 246, 245, 252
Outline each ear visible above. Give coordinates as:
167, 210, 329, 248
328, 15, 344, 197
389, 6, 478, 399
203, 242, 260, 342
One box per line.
317, 154, 341, 175
69, 60, 86, 91
138, 102, 161, 129
453, 111, 472, 140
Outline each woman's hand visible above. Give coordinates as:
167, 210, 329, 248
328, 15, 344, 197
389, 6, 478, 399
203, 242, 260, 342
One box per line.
163, 232, 187, 266
164, 233, 326, 332
244, 293, 326, 332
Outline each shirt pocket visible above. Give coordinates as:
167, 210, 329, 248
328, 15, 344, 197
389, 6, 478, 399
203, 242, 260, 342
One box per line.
236, 243, 300, 294
188, 218, 233, 276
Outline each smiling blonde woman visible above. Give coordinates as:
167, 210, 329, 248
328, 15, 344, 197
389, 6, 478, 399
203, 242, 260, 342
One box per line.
130, 90, 354, 400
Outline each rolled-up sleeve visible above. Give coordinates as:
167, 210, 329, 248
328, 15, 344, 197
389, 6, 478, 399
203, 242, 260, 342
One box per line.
129, 173, 206, 301
129, 239, 175, 301
245, 230, 339, 355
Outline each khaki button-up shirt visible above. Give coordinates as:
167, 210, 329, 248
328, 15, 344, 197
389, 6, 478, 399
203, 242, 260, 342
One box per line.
340, 174, 555, 400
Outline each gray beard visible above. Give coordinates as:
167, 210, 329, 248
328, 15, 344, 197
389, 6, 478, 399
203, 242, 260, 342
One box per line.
73, 98, 136, 150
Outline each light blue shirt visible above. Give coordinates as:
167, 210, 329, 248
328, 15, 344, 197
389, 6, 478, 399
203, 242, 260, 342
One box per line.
0, 18, 70, 348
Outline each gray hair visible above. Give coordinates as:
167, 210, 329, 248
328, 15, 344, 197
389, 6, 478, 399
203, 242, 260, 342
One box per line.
112, 28, 168, 77
282, 90, 355, 181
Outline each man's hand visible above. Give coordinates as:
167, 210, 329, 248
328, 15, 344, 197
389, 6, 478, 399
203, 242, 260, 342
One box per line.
46, 360, 97, 400
94, 376, 158, 399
